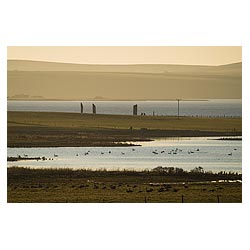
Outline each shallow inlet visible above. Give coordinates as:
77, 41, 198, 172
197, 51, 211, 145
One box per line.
7, 136, 242, 173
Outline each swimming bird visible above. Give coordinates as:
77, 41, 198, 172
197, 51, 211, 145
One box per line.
54, 154, 58, 157
228, 153, 232, 156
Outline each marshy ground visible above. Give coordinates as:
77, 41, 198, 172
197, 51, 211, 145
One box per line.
7, 112, 242, 202
8, 167, 242, 203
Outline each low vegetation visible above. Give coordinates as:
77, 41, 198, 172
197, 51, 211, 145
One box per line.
8, 167, 242, 203
8, 111, 241, 147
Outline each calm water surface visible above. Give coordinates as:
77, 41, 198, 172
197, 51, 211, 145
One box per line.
7, 137, 242, 173
8, 99, 242, 117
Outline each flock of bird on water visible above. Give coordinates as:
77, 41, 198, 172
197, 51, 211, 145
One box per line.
18, 146, 237, 161
77, 147, 237, 157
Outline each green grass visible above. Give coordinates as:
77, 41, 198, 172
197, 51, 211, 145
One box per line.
8, 111, 242, 132
8, 167, 242, 203
8, 111, 242, 147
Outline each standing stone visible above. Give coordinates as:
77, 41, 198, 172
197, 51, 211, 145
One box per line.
80, 102, 83, 114
92, 104, 96, 114
133, 104, 138, 116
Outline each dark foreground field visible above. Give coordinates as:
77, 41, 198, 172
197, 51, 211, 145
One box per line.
8, 167, 242, 203
8, 111, 242, 147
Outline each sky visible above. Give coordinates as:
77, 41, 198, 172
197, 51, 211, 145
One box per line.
7, 46, 241, 66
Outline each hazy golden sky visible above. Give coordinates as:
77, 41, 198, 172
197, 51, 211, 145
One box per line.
8, 46, 241, 66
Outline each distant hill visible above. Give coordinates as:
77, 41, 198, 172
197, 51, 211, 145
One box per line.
8, 60, 241, 75
7, 60, 242, 100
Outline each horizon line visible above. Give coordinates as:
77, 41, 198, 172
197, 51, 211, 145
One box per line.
7, 58, 242, 67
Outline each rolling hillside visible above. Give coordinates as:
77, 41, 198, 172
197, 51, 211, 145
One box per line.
7, 60, 242, 100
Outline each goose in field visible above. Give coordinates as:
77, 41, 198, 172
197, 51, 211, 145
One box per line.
126, 189, 133, 193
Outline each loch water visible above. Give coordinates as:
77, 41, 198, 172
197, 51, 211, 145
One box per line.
8, 137, 242, 173
8, 99, 242, 117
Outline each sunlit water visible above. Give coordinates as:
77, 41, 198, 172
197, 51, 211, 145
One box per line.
8, 99, 242, 117
7, 137, 242, 173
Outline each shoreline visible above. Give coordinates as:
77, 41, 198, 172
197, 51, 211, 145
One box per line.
7, 134, 242, 148
8, 111, 242, 147
8, 98, 212, 101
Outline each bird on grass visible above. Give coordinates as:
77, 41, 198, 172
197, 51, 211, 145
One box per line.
146, 188, 153, 193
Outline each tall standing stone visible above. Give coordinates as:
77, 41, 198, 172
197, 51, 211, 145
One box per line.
80, 102, 83, 114
133, 104, 138, 115
92, 104, 96, 114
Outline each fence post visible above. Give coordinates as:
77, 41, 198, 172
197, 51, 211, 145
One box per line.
144, 196, 147, 203
217, 195, 220, 203
182, 195, 184, 203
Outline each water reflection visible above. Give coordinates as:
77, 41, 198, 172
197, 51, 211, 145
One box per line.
7, 137, 242, 173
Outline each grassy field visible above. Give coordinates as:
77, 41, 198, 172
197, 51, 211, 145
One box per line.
8, 167, 242, 203
8, 111, 241, 131
8, 111, 241, 147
